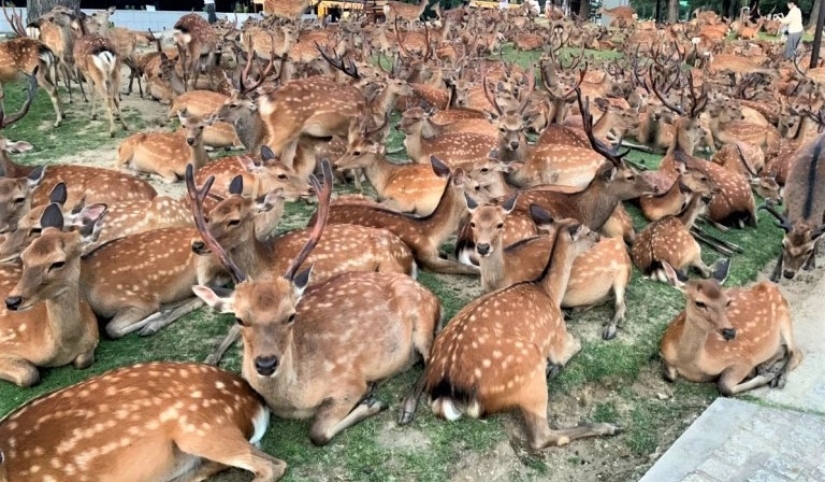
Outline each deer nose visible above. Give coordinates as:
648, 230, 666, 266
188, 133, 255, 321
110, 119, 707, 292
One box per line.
191, 240, 206, 254
721, 328, 737, 341
476, 243, 491, 256
186, 138, 196, 146
509, 141, 520, 150
255, 356, 279, 376
783, 270, 796, 280
5, 296, 21, 311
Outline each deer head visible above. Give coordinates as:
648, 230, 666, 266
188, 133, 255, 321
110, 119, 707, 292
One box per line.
464, 192, 518, 257
0, 166, 45, 234
6, 203, 106, 312
662, 260, 736, 341
179, 109, 206, 147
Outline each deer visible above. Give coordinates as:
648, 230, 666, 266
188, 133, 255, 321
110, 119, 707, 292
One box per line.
398, 107, 498, 169
639, 161, 717, 221
117, 109, 210, 183
0, 8, 62, 127
196, 146, 312, 199
420, 210, 620, 449
0, 202, 106, 387
0, 362, 287, 481
191, 161, 441, 445
172, 13, 219, 90
314, 156, 479, 275
760, 133, 825, 282
384, 0, 430, 26
466, 196, 633, 340
659, 261, 803, 396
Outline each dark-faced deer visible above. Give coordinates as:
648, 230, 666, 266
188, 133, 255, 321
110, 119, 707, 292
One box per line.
421, 212, 619, 449
192, 161, 441, 445
660, 262, 802, 396
0, 203, 105, 386
0, 362, 286, 481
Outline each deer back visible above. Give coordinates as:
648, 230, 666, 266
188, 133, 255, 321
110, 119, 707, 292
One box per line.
32, 165, 157, 208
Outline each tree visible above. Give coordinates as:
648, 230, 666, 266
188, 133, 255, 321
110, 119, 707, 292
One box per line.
27, 0, 80, 23
667, 0, 678, 22
579, 0, 590, 20
809, 0, 821, 29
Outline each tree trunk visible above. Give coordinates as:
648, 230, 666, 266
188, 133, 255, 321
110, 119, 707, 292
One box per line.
578, 0, 588, 21
810, 0, 821, 30
27, 0, 80, 23
667, 0, 678, 23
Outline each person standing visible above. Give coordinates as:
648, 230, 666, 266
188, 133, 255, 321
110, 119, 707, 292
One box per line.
782, 1, 804, 59
204, 0, 218, 24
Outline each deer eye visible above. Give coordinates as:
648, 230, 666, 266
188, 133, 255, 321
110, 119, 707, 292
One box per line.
287, 313, 296, 323
29, 227, 42, 236
726, 300, 732, 308
480, 167, 490, 173
499, 127, 506, 132
353, 151, 362, 157
469, 222, 476, 228
13, 197, 24, 205
235, 317, 246, 326
49, 261, 66, 272
695, 301, 707, 309
496, 223, 504, 229
277, 174, 287, 180
227, 220, 240, 227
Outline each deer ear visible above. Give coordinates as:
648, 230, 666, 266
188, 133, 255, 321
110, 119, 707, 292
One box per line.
452, 168, 466, 186
502, 193, 518, 213
293, 265, 313, 297
255, 188, 283, 212
599, 164, 616, 182
260, 145, 276, 163
107, 6, 116, 14
711, 258, 731, 284
192, 285, 236, 313
812, 224, 825, 240
40, 203, 64, 230
529, 204, 554, 228
229, 175, 244, 195
488, 148, 500, 160
6, 141, 33, 153
27, 165, 46, 189
78, 204, 107, 243
662, 261, 688, 290
178, 108, 189, 122
430, 156, 450, 178
49, 183, 68, 205
464, 192, 478, 212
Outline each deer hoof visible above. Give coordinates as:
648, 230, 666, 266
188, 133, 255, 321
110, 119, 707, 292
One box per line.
398, 410, 416, 425
360, 396, 388, 413
602, 324, 618, 340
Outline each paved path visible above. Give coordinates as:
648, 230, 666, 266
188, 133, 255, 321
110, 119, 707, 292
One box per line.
640, 270, 825, 482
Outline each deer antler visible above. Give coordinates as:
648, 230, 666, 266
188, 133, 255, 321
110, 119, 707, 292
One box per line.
185, 164, 247, 283
0, 68, 38, 128
240, 36, 276, 95
650, 65, 686, 115
482, 71, 504, 116
284, 159, 332, 281
759, 199, 792, 232
2, 4, 27, 38
575, 88, 629, 168
516, 67, 536, 114
315, 42, 360, 80
686, 70, 709, 118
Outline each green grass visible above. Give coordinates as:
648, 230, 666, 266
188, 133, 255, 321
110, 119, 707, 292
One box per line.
0, 46, 786, 482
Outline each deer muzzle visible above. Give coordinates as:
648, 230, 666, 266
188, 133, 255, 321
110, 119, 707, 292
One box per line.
721, 328, 737, 341
5, 296, 21, 311
254, 355, 279, 377
191, 239, 209, 255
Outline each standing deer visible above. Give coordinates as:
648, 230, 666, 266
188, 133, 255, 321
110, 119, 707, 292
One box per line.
172, 13, 219, 90
760, 133, 825, 281
192, 162, 441, 445
0, 362, 286, 481
0, 203, 105, 386
659, 262, 802, 395
384, 0, 430, 25
421, 212, 619, 448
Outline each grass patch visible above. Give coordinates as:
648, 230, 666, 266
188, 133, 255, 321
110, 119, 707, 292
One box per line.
0, 45, 786, 482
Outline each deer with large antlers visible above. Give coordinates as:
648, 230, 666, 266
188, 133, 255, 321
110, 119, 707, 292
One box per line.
192, 162, 441, 445
760, 133, 825, 282
420, 210, 619, 447
314, 156, 479, 275
117, 109, 210, 183
0, 10, 62, 127
659, 261, 802, 396
0, 203, 106, 386
0, 362, 286, 481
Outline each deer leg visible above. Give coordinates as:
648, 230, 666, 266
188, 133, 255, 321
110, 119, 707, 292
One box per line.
137, 297, 206, 336
178, 461, 228, 482
105, 305, 158, 339
205, 325, 242, 366
173, 430, 287, 482
718, 364, 775, 396
76, 67, 89, 103
72, 348, 95, 370
602, 278, 627, 341
399, 373, 426, 425
770, 254, 784, 283
36, 66, 63, 128
691, 226, 743, 253
0, 355, 40, 387
309, 385, 388, 446
418, 254, 480, 275
692, 230, 736, 257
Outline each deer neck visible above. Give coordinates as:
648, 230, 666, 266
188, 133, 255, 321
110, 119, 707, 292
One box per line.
363, 155, 397, 194
168, 69, 187, 97
479, 238, 505, 293
536, 231, 577, 305
374, 89, 402, 118
46, 277, 92, 347
421, 118, 441, 138
403, 124, 425, 161
420, 180, 465, 241
233, 111, 267, 153
189, 140, 209, 171
592, 110, 615, 138
225, 227, 271, 279
0, 152, 33, 178
675, 314, 711, 364
796, 115, 817, 142
570, 180, 617, 230
677, 195, 705, 229
667, 123, 697, 157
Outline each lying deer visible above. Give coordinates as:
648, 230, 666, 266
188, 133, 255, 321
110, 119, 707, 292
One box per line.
192, 162, 441, 445
0, 362, 286, 481
660, 261, 803, 396
0, 202, 105, 386
466, 196, 632, 340
421, 211, 619, 448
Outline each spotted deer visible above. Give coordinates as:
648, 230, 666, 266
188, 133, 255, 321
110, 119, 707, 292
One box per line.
0, 203, 106, 387
398, 108, 498, 169
760, 133, 825, 282
0, 9, 62, 127
466, 196, 632, 340
659, 261, 802, 396
315, 156, 478, 275
421, 213, 619, 448
384, 0, 430, 25
0, 362, 286, 481
172, 13, 219, 90
196, 147, 312, 199
191, 162, 441, 445
117, 109, 210, 183
639, 161, 717, 221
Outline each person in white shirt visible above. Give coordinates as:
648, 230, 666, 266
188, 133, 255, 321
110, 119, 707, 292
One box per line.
782, 1, 804, 59
204, 0, 217, 24
499, 0, 509, 10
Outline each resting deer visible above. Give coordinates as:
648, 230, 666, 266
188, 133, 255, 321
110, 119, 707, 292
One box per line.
117, 109, 210, 183
760, 133, 825, 281
315, 156, 478, 275
384, 0, 430, 25
660, 261, 802, 396
0, 203, 105, 386
196, 147, 312, 199
466, 196, 632, 340
192, 162, 441, 445
0, 362, 286, 481
421, 212, 619, 448
639, 161, 718, 221
398, 108, 498, 169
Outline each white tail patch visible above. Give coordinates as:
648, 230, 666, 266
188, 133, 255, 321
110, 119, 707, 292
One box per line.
38, 50, 54, 67
432, 398, 464, 421
457, 248, 476, 267
26, 27, 40, 39
410, 261, 419, 280
248, 405, 270, 446
92, 51, 117, 75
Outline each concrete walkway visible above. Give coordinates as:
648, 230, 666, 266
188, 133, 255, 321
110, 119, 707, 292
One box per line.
639, 269, 825, 482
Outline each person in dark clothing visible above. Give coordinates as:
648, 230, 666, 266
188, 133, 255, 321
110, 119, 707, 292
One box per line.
204, 0, 217, 24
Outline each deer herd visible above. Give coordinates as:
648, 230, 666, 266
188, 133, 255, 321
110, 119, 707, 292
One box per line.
0, 3, 821, 481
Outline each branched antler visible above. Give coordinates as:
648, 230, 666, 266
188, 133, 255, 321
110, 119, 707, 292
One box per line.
575, 88, 629, 168
284, 159, 333, 281
759, 199, 792, 232
0, 68, 38, 128
2, 4, 27, 38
